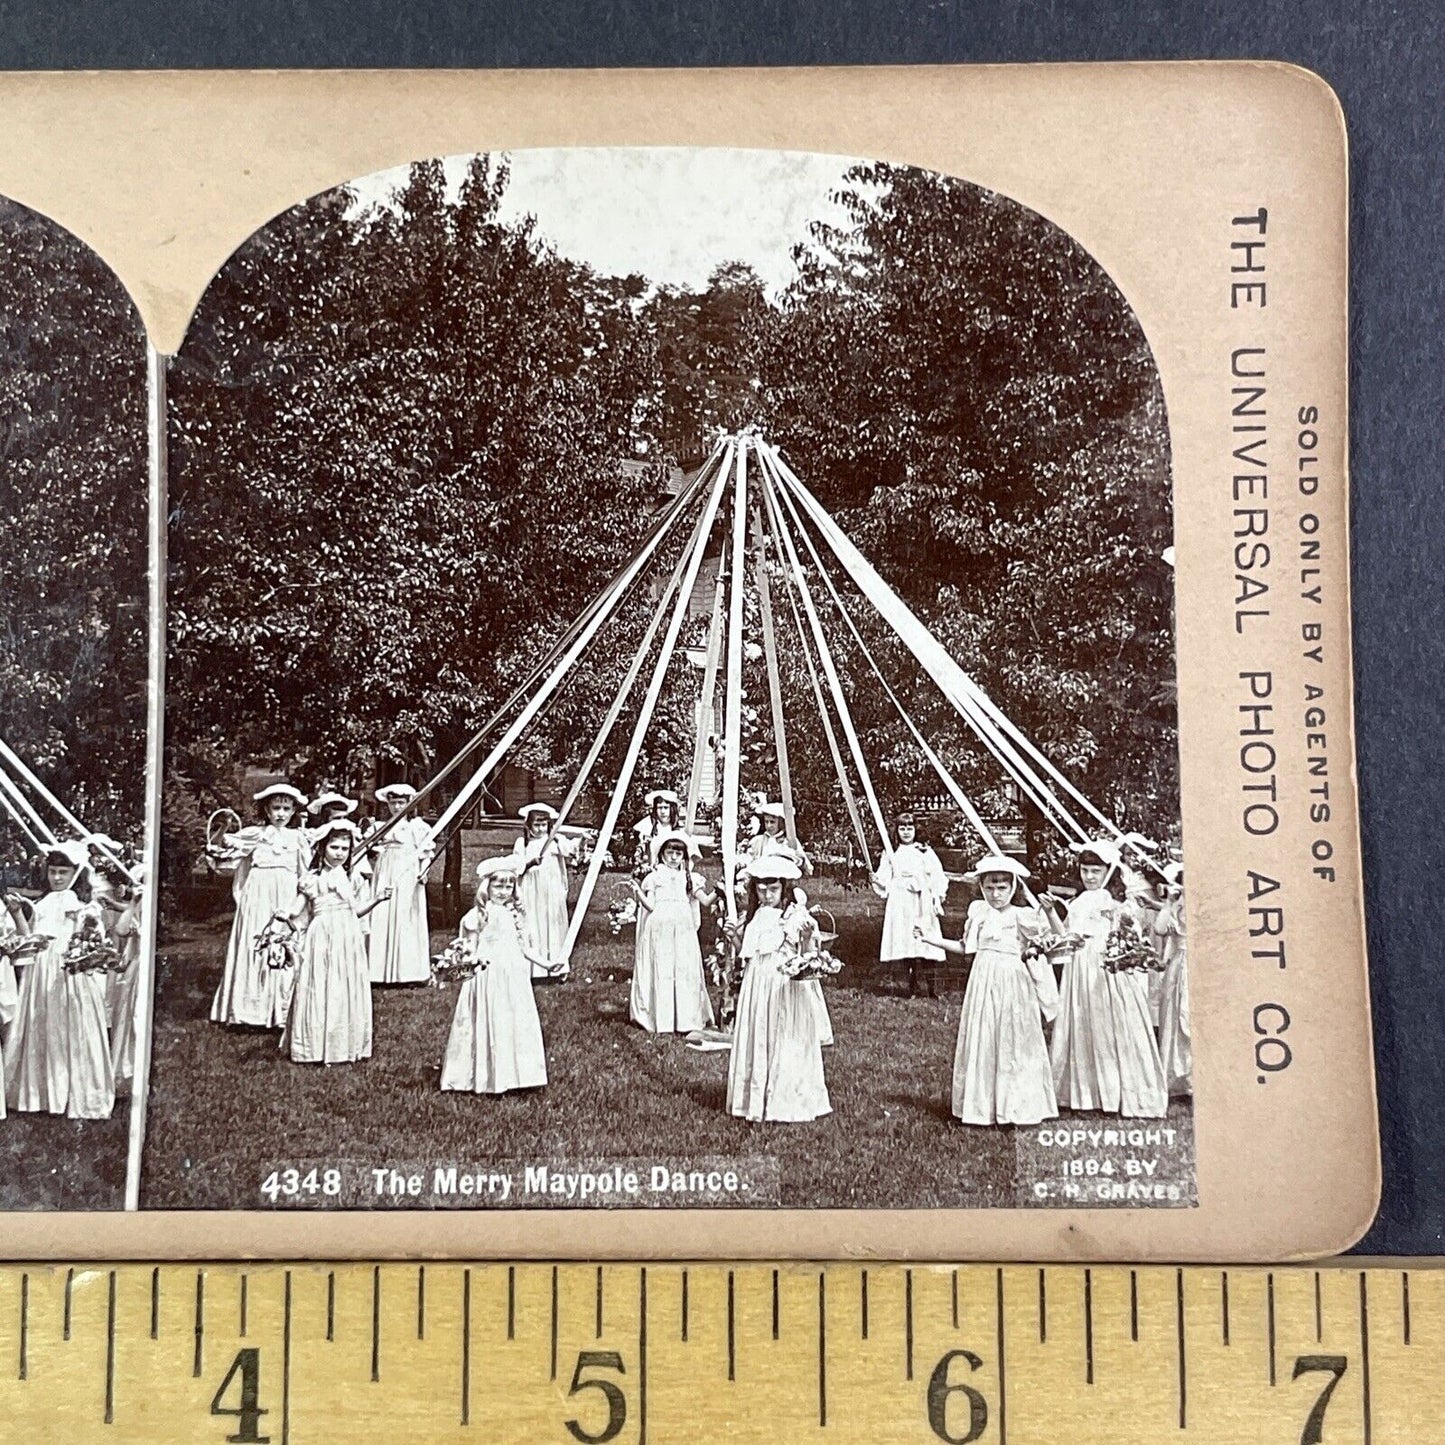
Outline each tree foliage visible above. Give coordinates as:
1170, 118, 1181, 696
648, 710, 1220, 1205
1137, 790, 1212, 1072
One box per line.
165, 153, 1177, 869
0, 198, 147, 851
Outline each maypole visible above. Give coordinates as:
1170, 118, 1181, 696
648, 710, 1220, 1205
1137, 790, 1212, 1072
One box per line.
717, 440, 750, 921
558, 446, 734, 963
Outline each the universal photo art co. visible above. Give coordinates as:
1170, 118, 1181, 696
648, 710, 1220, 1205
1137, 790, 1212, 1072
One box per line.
146, 147, 1193, 1212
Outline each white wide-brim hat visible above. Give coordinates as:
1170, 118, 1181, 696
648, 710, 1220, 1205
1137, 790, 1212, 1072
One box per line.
965, 854, 1031, 883
643, 789, 681, 810
255, 783, 308, 807
43, 839, 91, 871
308, 792, 358, 817
476, 855, 521, 882
312, 818, 362, 844
746, 854, 801, 883
754, 801, 787, 820
650, 829, 700, 863
375, 783, 418, 803
519, 802, 560, 822
1069, 839, 1123, 872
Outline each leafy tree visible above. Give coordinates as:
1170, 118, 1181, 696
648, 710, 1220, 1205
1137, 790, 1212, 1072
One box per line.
0, 198, 147, 857
166, 157, 665, 868
755, 162, 1177, 847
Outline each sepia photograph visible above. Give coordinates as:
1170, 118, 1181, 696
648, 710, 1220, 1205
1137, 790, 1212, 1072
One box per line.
0, 197, 150, 1207
145, 146, 1189, 1212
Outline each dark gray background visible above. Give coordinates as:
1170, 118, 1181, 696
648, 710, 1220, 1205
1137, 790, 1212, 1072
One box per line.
2, 1, 1434, 1254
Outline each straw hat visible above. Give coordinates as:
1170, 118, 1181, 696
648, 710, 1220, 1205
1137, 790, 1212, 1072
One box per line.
375, 783, 418, 803
745, 854, 801, 882
307, 792, 358, 817
650, 829, 700, 863
476, 855, 521, 882
754, 801, 787, 820
965, 854, 1031, 883
255, 782, 307, 807
43, 839, 90, 871
519, 802, 560, 822
1069, 839, 1122, 874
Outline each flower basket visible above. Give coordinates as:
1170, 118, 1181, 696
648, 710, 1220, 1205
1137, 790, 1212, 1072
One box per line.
607, 897, 638, 935
205, 807, 245, 868
807, 905, 839, 950
779, 947, 844, 984
1102, 913, 1161, 974
62, 918, 124, 975
430, 938, 482, 988
254, 916, 301, 972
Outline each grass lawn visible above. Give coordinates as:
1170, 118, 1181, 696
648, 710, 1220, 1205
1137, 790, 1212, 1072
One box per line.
142, 875, 1193, 1212
0, 1107, 128, 1210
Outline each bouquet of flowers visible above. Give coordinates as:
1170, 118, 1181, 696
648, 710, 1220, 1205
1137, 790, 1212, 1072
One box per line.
0, 932, 46, 961
254, 915, 301, 972
779, 946, 844, 983
430, 938, 481, 987
62, 915, 124, 975
607, 897, 638, 935
1022, 929, 1083, 963
1102, 913, 1161, 974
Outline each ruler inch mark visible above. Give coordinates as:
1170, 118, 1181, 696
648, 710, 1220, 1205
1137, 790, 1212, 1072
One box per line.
507, 1266, 515, 1340
1038, 1269, 1046, 1344
818, 1271, 827, 1428
1084, 1268, 1094, 1385
1129, 1268, 1138, 1342
905, 1268, 914, 1381
18, 1272, 28, 1380
1176, 1267, 1187, 1431
951, 1269, 959, 1331
1360, 1270, 1372, 1445
772, 1268, 779, 1341
150, 1267, 160, 1340
371, 1264, 382, 1382
105, 1270, 117, 1424
461, 1268, 471, 1427
1403, 1271, 1411, 1345
193, 1271, 204, 1378
861, 1269, 869, 1340
727, 1271, 736, 1380
639, 1267, 648, 1445
326, 1271, 335, 1343
282, 1271, 292, 1445
418, 1265, 426, 1341
1222, 1270, 1230, 1346
64, 1267, 73, 1341
595, 1265, 603, 1339
1267, 1272, 1277, 1386
1315, 1271, 1323, 1343
550, 1266, 559, 1382
681, 1269, 689, 1342
240, 1273, 248, 1338
995, 1268, 1008, 1445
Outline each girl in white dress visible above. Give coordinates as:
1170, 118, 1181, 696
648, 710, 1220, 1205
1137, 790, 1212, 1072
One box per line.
211, 782, 309, 1028
280, 821, 392, 1065
746, 801, 831, 1045
441, 856, 554, 1094
512, 803, 577, 980
929, 855, 1060, 1126
4, 840, 115, 1119
367, 783, 434, 985
872, 811, 948, 996
630, 829, 716, 1034
108, 866, 146, 1085
726, 855, 831, 1124
1047, 841, 1168, 1118
632, 789, 682, 874
1153, 863, 1191, 1097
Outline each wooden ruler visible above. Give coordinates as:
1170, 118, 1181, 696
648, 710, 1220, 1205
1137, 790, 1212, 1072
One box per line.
0, 1263, 1430, 1442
